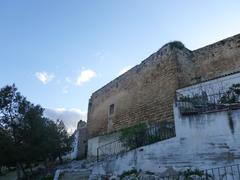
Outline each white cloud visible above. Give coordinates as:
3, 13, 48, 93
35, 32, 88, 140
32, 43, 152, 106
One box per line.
62, 86, 69, 94
35, 71, 55, 84
94, 51, 105, 61
76, 69, 97, 86
44, 108, 87, 133
65, 77, 71, 83
118, 66, 133, 76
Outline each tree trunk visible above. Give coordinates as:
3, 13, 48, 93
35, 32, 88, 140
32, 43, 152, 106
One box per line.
19, 163, 28, 180
16, 163, 24, 180
58, 154, 63, 164
30, 164, 33, 176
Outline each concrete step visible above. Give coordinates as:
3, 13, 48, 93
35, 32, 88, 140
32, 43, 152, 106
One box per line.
55, 169, 91, 180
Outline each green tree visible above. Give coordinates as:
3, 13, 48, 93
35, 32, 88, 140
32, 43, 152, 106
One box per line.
0, 84, 73, 179
43, 119, 72, 164
20, 104, 48, 170
55, 120, 73, 163
0, 84, 27, 178
0, 127, 15, 173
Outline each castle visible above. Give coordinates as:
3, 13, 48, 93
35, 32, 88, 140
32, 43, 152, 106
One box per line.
87, 34, 240, 141
59, 33, 240, 179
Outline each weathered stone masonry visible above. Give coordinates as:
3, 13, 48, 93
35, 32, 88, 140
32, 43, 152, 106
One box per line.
87, 34, 240, 139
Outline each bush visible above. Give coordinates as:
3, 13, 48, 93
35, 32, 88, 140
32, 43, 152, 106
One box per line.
120, 123, 148, 149
119, 168, 138, 179
41, 175, 54, 180
220, 83, 240, 104
179, 91, 208, 106
169, 41, 185, 50
180, 168, 204, 179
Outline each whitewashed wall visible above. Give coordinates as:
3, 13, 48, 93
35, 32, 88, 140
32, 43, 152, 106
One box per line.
91, 106, 240, 176
88, 132, 120, 157
70, 131, 79, 159
62, 130, 79, 160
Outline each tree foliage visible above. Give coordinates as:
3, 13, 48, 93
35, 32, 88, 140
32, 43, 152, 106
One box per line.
0, 84, 72, 179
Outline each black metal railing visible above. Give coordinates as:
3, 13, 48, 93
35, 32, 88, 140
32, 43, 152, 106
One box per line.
97, 139, 127, 161
97, 122, 176, 161
177, 92, 240, 115
159, 164, 240, 180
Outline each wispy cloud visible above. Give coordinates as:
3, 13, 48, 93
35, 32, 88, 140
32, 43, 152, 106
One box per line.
35, 71, 55, 84
94, 50, 105, 61
76, 69, 97, 86
65, 77, 72, 83
62, 86, 69, 94
118, 66, 133, 76
44, 108, 87, 133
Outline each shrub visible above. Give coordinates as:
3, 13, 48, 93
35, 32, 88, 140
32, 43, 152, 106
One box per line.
120, 123, 148, 149
41, 175, 54, 180
180, 168, 204, 179
169, 41, 185, 50
119, 168, 138, 179
179, 91, 208, 106
220, 83, 240, 104
145, 171, 155, 175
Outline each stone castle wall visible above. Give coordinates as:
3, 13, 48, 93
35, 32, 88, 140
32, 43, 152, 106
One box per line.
87, 34, 240, 138
76, 120, 87, 159
192, 34, 240, 84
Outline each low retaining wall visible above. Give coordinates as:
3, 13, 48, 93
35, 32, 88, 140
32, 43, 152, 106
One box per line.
88, 132, 120, 158
90, 106, 240, 176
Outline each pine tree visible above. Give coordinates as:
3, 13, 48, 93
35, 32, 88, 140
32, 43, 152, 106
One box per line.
0, 84, 73, 179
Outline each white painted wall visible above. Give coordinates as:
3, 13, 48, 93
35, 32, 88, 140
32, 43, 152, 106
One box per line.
88, 132, 120, 157
62, 130, 79, 160
70, 130, 79, 159
91, 107, 240, 176
88, 136, 100, 157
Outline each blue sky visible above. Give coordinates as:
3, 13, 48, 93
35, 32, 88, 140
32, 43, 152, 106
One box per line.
0, 0, 240, 131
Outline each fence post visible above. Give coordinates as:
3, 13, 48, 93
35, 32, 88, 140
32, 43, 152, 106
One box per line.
97, 147, 99, 162
205, 170, 209, 180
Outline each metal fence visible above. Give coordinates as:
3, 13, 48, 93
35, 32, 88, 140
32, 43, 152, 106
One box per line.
97, 122, 176, 161
177, 92, 240, 115
159, 164, 240, 180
